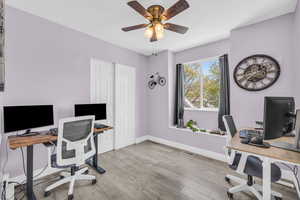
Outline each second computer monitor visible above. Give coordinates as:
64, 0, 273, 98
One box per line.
74, 104, 106, 120
264, 97, 295, 140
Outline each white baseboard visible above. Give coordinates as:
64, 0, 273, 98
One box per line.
135, 135, 149, 144
135, 135, 227, 162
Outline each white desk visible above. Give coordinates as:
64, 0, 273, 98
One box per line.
228, 133, 300, 200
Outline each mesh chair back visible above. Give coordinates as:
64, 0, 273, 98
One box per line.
57, 116, 96, 166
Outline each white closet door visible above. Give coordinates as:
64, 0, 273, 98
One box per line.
115, 64, 136, 149
90, 59, 114, 153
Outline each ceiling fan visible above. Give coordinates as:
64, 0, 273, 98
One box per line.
122, 0, 190, 42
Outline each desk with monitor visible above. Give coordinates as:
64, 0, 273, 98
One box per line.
3, 103, 110, 200
228, 131, 300, 200
7, 126, 112, 200
227, 97, 300, 200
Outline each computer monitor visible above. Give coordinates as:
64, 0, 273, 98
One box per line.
263, 97, 295, 140
3, 105, 54, 133
74, 104, 106, 120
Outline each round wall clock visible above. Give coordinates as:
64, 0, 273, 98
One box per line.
233, 54, 280, 91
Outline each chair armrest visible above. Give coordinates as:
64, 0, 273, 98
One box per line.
224, 147, 236, 166
236, 152, 248, 174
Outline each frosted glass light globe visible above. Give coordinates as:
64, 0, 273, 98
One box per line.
155, 23, 164, 39
144, 26, 153, 38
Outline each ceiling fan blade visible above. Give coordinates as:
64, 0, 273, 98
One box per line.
127, 1, 153, 20
164, 23, 188, 34
150, 29, 158, 42
122, 24, 148, 32
162, 0, 189, 21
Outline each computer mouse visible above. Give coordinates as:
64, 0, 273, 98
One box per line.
250, 136, 263, 145
49, 128, 58, 136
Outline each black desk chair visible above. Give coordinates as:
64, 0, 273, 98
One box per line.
223, 115, 282, 200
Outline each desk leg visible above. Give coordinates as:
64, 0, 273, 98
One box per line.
262, 157, 271, 200
26, 145, 37, 200
86, 133, 106, 174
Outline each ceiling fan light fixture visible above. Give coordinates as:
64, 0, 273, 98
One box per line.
144, 26, 153, 38
155, 23, 164, 39
156, 32, 164, 40
156, 31, 164, 40
122, 0, 190, 42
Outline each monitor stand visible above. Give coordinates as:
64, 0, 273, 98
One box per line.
270, 142, 300, 153
18, 129, 40, 137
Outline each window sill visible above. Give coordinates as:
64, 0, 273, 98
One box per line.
169, 126, 226, 138
184, 108, 219, 112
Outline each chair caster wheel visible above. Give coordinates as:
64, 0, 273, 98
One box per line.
68, 194, 74, 200
225, 177, 230, 183
44, 191, 51, 197
92, 179, 97, 185
84, 170, 89, 174
227, 192, 233, 199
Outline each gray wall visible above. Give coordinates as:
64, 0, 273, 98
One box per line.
1, 6, 148, 177
147, 13, 296, 155
293, 1, 300, 107
230, 14, 294, 127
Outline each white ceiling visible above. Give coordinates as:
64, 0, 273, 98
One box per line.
6, 0, 298, 55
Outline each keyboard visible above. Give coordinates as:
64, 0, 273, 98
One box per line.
94, 123, 109, 129
239, 129, 260, 138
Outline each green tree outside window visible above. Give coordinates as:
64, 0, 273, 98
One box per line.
184, 58, 220, 110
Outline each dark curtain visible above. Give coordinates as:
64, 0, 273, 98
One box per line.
174, 64, 185, 128
218, 54, 230, 131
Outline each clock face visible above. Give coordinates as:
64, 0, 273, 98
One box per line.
234, 55, 280, 91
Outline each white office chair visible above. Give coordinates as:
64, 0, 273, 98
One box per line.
44, 116, 97, 200
223, 115, 282, 200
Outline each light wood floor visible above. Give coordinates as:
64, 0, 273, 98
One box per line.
29, 141, 297, 200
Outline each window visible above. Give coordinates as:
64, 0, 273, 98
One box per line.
184, 57, 220, 111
